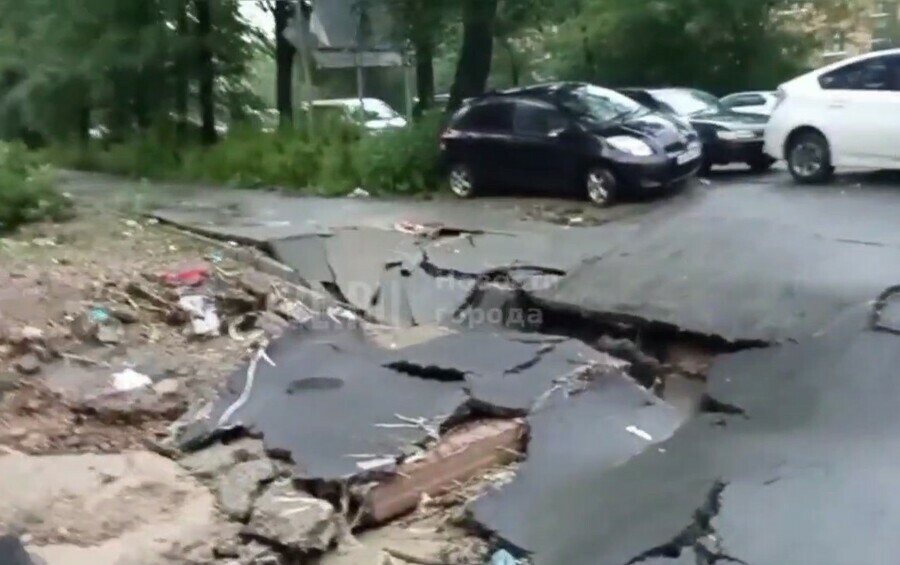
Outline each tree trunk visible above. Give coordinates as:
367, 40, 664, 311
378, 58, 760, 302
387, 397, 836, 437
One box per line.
175, 0, 189, 142
274, 0, 295, 129
413, 39, 434, 117
581, 25, 594, 75
195, 0, 216, 144
134, 72, 151, 131
501, 39, 519, 86
447, 0, 499, 112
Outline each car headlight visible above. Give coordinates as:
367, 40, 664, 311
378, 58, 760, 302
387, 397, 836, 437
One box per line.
606, 135, 654, 157
717, 129, 756, 141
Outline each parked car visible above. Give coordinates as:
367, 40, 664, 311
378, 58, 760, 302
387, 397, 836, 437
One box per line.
309, 98, 407, 132
439, 82, 702, 206
764, 48, 900, 184
619, 88, 774, 173
720, 91, 778, 116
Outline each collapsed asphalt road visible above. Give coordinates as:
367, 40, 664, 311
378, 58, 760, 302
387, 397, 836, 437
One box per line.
135, 169, 900, 564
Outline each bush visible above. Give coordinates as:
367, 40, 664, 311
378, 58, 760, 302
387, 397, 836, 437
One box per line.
351, 112, 444, 196
41, 115, 446, 197
0, 143, 72, 234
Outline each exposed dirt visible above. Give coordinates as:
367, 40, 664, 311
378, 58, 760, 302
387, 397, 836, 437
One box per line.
0, 450, 224, 565
0, 210, 282, 456
0, 206, 508, 564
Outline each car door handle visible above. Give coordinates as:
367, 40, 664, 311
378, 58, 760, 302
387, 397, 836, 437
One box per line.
828, 100, 847, 108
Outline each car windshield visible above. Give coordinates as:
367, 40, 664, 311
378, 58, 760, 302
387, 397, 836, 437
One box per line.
651, 89, 724, 116
563, 85, 645, 122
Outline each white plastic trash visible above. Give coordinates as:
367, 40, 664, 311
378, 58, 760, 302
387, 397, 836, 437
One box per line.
111, 368, 152, 392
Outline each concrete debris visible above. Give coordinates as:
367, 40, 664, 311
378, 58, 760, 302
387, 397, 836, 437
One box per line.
255, 311, 290, 339
179, 295, 221, 337
153, 378, 181, 396
179, 438, 269, 480
14, 353, 42, 376
109, 305, 140, 324
240, 271, 274, 298
80, 387, 186, 426
216, 458, 277, 521
237, 540, 283, 564
20, 326, 44, 342
245, 479, 337, 552
365, 419, 527, 523
71, 311, 101, 342
96, 322, 124, 345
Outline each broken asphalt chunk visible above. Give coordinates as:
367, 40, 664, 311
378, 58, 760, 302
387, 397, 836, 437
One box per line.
194, 321, 468, 480
471, 373, 683, 564
503, 302, 900, 565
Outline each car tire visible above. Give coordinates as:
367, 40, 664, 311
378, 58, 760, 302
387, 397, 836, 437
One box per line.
748, 155, 776, 173
585, 166, 617, 207
787, 131, 833, 184
448, 163, 478, 199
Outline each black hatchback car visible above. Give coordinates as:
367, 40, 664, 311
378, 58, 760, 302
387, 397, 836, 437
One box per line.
618, 88, 774, 173
439, 82, 702, 206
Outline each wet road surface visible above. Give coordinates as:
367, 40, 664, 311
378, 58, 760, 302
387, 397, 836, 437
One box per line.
63, 169, 900, 564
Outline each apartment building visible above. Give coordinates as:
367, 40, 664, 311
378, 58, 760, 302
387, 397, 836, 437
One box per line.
778, 0, 900, 63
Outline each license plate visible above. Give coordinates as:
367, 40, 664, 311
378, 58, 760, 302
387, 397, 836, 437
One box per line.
677, 145, 702, 165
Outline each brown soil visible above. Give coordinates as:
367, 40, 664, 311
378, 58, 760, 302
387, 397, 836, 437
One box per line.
0, 209, 275, 456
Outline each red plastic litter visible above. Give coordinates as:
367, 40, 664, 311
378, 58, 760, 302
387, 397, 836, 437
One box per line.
163, 267, 209, 287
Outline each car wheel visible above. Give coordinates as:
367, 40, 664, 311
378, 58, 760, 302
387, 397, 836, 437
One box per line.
448, 163, 477, 199
748, 155, 776, 173
585, 166, 617, 207
787, 131, 833, 184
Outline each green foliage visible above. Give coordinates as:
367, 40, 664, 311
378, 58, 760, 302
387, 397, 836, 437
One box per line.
351, 112, 444, 195
44, 115, 445, 196
552, 0, 820, 94
0, 143, 72, 234
0, 0, 259, 144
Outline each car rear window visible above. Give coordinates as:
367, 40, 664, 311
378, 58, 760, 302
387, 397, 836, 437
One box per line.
452, 101, 514, 132
818, 56, 896, 90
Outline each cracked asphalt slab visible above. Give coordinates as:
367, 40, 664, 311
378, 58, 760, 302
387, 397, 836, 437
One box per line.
471, 372, 685, 561
188, 318, 619, 481
87, 168, 900, 563
501, 304, 900, 565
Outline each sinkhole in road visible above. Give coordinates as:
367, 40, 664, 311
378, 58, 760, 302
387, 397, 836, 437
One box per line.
456, 279, 769, 420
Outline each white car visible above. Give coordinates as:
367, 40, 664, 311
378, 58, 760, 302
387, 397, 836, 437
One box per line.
309, 98, 407, 132
764, 48, 900, 183
720, 91, 778, 116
